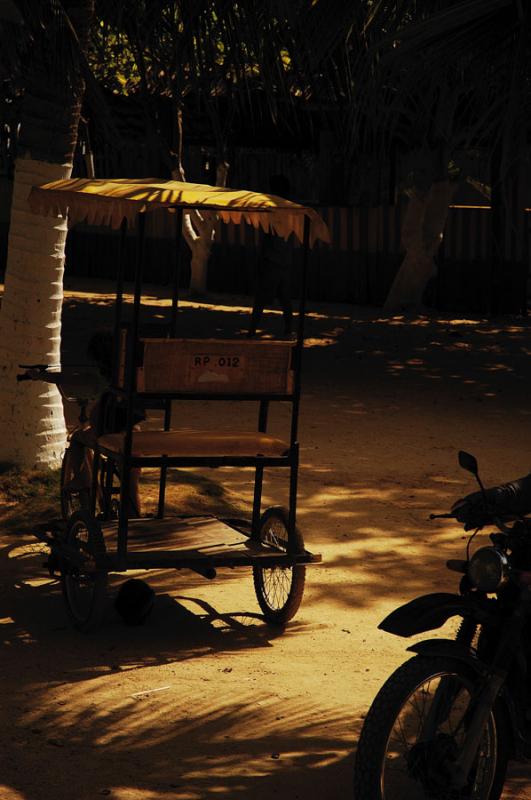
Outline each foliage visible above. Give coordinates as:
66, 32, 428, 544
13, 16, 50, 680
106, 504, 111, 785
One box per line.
0, 464, 60, 532
347, 0, 531, 178
89, 20, 139, 95
0, 0, 91, 86
0, 462, 59, 501
86, 1, 363, 156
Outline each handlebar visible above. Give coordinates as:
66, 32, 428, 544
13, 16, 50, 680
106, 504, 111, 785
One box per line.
17, 365, 89, 408
18, 363, 56, 370
17, 365, 50, 383
17, 364, 54, 384
430, 509, 529, 536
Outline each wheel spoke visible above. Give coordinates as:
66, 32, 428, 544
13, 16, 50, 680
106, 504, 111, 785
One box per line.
408, 690, 426, 726
392, 714, 412, 753
262, 565, 292, 609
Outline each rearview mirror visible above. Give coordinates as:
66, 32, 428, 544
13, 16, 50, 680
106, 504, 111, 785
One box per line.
458, 450, 478, 475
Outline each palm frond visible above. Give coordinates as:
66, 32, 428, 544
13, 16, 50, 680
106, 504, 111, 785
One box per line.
346, 0, 530, 177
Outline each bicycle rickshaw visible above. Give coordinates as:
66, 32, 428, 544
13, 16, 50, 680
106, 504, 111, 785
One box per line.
24, 178, 329, 632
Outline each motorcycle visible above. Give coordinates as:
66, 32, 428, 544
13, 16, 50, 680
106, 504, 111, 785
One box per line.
353, 451, 531, 800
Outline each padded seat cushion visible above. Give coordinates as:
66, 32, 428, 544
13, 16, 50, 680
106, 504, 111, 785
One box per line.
98, 430, 290, 458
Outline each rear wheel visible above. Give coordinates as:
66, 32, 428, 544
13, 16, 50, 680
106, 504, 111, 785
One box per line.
252, 506, 306, 625
60, 511, 108, 633
60, 445, 90, 519
353, 655, 509, 800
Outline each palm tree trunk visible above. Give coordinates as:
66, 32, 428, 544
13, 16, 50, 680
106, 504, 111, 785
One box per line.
0, 0, 94, 468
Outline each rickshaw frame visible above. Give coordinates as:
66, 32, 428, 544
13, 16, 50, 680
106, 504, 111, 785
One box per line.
28, 178, 327, 626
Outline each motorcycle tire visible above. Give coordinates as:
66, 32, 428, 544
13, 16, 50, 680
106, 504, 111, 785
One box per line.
353, 655, 509, 800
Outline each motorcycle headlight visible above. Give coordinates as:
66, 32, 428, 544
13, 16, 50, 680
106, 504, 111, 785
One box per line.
467, 547, 509, 592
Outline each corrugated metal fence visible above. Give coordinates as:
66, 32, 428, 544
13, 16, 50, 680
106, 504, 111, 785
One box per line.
63, 202, 529, 309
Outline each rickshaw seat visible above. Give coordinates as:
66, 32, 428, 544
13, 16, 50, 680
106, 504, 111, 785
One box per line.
98, 430, 290, 459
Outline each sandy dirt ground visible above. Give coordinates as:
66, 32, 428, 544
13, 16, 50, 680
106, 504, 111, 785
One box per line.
2, 277, 531, 799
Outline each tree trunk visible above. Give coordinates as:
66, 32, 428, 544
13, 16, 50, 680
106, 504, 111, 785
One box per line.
0, 0, 94, 468
384, 179, 458, 310
189, 225, 215, 294
173, 161, 229, 295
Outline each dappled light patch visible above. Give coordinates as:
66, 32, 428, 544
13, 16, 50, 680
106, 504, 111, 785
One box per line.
14, 677, 350, 797
8, 542, 49, 559
0, 787, 24, 800
482, 362, 514, 372
139, 467, 248, 519
54, 280, 531, 415
0, 518, 352, 795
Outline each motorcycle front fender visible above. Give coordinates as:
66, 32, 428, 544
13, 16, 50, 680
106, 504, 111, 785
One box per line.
379, 592, 492, 638
406, 638, 488, 675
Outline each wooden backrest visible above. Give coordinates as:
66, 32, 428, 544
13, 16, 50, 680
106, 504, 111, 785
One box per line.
120, 337, 295, 395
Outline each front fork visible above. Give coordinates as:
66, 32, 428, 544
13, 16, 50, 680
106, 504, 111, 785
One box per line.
451, 589, 530, 789
418, 618, 480, 743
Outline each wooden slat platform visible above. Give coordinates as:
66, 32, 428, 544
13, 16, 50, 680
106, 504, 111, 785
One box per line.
100, 516, 321, 570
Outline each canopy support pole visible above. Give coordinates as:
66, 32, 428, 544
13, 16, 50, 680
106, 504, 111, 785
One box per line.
118, 213, 145, 564
288, 215, 310, 543
112, 218, 127, 387
170, 207, 183, 336
158, 207, 184, 518
251, 400, 270, 537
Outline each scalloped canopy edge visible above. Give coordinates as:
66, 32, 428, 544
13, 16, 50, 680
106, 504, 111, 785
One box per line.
28, 178, 330, 246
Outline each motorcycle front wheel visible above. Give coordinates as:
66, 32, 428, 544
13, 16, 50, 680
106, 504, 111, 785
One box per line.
353, 655, 509, 800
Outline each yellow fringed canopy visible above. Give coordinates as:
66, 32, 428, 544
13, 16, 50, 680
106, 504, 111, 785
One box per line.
28, 178, 330, 246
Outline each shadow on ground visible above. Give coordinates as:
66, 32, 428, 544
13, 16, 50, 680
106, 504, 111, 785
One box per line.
1, 537, 355, 800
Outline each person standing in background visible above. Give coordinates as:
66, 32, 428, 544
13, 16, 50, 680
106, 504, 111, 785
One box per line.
248, 174, 294, 338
